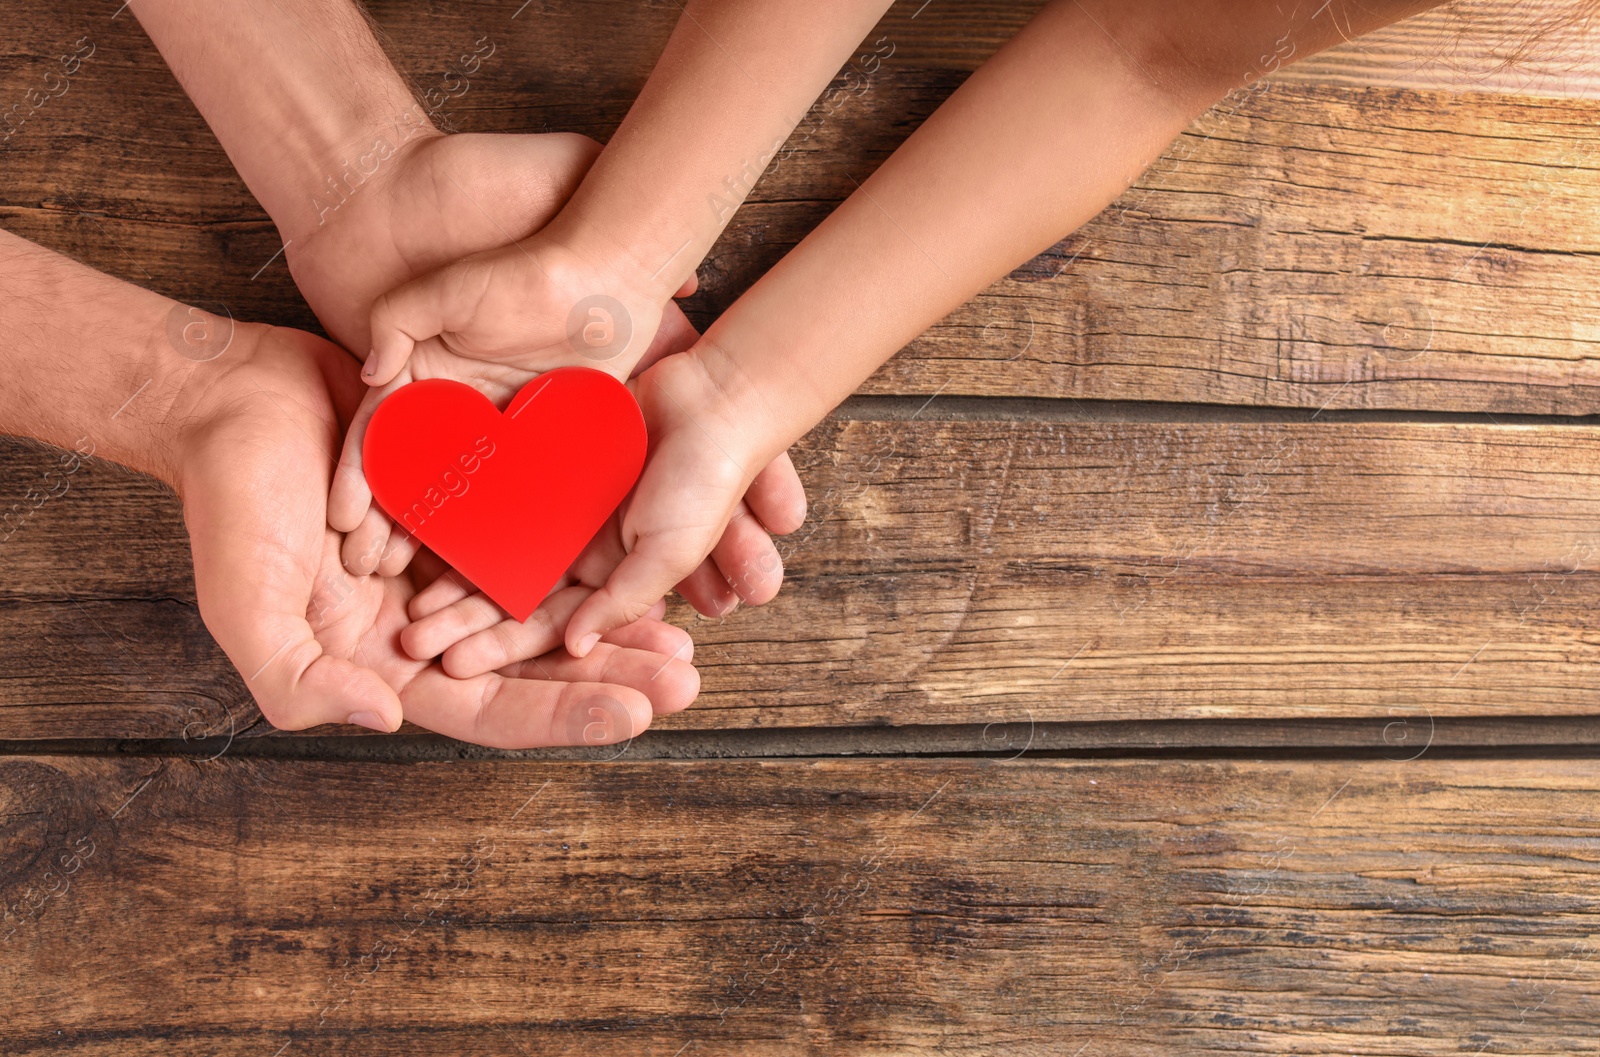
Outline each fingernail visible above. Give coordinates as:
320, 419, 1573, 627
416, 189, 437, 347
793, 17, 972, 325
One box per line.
575, 633, 600, 657
347, 710, 392, 732
362, 351, 377, 379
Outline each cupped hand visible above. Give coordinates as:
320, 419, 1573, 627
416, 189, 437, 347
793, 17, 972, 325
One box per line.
173, 322, 701, 747
282, 129, 799, 624
396, 347, 808, 675
285, 130, 690, 569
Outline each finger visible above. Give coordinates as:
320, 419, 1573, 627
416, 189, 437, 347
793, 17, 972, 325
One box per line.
436, 585, 591, 677
600, 610, 693, 663
408, 569, 478, 622
341, 504, 393, 576
403, 590, 510, 662
745, 449, 808, 536
500, 640, 699, 717
675, 555, 741, 618
247, 626, 403, 732
442, 592, 682, 681
367, 261, 491, 386
375, 528, 423, 578
328, 384, 394, 533
566, 537, 711, 658
673, 271, 700, 299
400, 667, 653, 749
712, 507, 785, 606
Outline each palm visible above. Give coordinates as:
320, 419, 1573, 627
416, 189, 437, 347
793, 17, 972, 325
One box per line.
179, 327, 698, 746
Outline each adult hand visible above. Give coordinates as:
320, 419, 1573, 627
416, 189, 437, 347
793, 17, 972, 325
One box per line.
175, 321, 700, 746
286, 131, 698, 366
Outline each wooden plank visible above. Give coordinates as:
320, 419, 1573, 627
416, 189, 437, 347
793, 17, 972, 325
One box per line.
2, 2, 1597, 412
1284, 1, 1600, 99
684, 416, 1600, 727
5, 754, 1600, 1053
7, 418, 1600, 737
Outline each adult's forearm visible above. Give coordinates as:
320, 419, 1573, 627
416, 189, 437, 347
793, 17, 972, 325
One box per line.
0, 229, 202, 486
694, 0, 1443, 462
554, 0, 894, 298
131, 0, 430, 245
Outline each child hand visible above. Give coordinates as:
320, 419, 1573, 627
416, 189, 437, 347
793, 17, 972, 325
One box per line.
328, 321, 805, 655
362, 232, 695, 387
396, 351, 807, 674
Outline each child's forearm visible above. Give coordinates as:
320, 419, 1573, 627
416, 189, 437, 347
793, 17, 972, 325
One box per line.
131, 0, 433, 245
549, 0, 894, 299
690, 0, 1443, 463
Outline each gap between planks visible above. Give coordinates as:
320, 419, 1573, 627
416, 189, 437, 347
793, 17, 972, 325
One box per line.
837, 394, 1600, 425
12, 714, 1600, 762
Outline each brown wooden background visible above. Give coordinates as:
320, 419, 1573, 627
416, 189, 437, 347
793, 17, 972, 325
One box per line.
3, 0, 1600, 1052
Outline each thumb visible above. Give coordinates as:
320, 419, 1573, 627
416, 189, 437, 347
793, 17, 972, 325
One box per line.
196, 535, 403, 733
366, 262, 483, 386
327, 383, 394, 534
230, 608, 403, 733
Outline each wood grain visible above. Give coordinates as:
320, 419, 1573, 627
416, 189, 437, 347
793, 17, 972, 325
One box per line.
7, 418, 1600, 737
0, 2, 1596, 411
5, 754, 1600, 1054
783, 82, 1600, 413
1286, 0, 1600, 99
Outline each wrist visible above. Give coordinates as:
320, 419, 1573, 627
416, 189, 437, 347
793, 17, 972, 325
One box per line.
271, 113, 444, 249
4, 305, 218, 493
543, 204, 692, 308
653, 337, 799, 478
0, 231, 269, 491
131, 0, 439, 250
129, 305, 266, 492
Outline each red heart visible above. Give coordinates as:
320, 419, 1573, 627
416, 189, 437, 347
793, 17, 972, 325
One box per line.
363, 367, 646, 622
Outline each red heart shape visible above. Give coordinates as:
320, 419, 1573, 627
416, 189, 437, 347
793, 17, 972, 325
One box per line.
363, 367, 646, 622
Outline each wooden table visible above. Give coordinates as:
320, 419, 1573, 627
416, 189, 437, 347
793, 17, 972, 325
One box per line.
4, 1, 1600, 1052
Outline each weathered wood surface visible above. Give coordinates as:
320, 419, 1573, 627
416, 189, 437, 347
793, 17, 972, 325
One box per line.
5, 754, 1600, 1054
1, 1, 1596, 412
6, 3, 1600, 1049
7, 418, 1600, 737
1287, 1, 1600, 99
